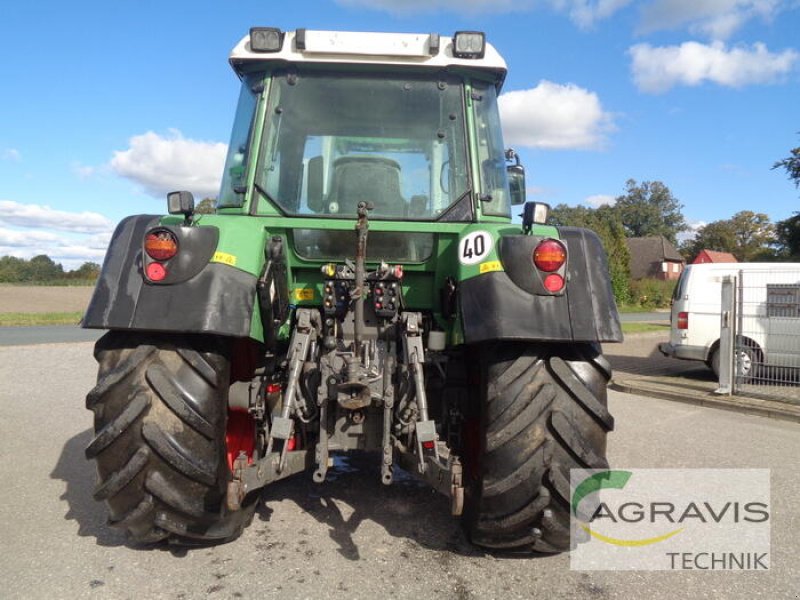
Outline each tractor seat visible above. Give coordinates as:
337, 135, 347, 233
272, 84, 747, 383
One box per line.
329, 156, 405, 217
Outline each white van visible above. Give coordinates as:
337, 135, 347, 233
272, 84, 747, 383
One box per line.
658, 263, 800, 377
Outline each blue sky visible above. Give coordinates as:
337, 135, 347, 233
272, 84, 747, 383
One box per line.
1, 0, 798, 268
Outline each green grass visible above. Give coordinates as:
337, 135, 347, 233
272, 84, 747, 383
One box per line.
0, 281, 95, 287
618, 304, 666, 313
0, 312, 84, 327
621, 322, 670, 335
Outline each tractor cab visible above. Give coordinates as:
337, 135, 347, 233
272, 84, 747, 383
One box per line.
217, 29, 520, 231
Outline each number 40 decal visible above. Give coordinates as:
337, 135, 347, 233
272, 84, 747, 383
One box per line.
458, 231, 494, 265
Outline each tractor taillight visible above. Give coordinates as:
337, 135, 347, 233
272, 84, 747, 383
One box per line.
543, 273, 565, 292
144, 230, 178, 261
533, 239, 566, 272
677, 311, 689, 329
146, 262, 167, 282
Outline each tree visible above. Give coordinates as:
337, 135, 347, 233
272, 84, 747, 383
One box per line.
775, 212, 800, 259
548, 204, 631, 304
0, 256, 26, 282
681, 211, 776, 262
68, 262, 101, 280
195, 197, 217, 214
613, 179, 688, 244
773, 138, 800, 191
27, 254, 64, 281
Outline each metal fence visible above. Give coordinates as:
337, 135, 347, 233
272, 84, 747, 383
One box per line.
722, 269, 800, 403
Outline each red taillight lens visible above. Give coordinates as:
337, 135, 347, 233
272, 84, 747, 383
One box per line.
543, 273, 565, 292
677, 311, 689, 329
144, 230, 178, 261
145, 262, 167, 282
533, 239, 566, 272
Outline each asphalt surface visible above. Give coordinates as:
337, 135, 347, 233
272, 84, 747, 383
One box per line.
0, 325, 103, 346
605, 330, 800, 420
0, 310, 668, 348
1, 341, 799, 599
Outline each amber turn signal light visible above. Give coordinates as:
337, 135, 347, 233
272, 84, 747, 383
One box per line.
533, 239, 566, 272
144, 229, 178, 261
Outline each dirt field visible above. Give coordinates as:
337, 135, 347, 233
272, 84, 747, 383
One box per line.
0, 286, 94, 313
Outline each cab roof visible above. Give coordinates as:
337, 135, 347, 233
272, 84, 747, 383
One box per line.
229, 29, 508, 89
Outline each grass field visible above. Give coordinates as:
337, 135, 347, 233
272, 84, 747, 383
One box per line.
621, 322, 670, 335
0, 286, 93, 314
0, 285, 669, 333
0, 312, 84, 327
0, 286, 92, 327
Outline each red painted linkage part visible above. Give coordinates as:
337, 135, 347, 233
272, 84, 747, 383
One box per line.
226, 410, 256, 472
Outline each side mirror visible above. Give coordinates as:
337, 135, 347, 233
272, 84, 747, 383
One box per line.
167, 191, 195, 222
505, 148, 526, 205
507, 164, 526, 205
307, 156, 325, 212
522, 201, 551, 233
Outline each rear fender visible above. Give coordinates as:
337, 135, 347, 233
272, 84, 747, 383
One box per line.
459, 227, 623, 343
83, 215, 258, 338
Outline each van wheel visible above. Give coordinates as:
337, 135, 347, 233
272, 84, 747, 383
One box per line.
710, 340, 761, 381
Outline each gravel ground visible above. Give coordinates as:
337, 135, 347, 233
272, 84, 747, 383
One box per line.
0, 286, 94, 313
1, 342, 798, 599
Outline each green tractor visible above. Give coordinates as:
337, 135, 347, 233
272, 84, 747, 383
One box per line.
83, 27, 622, 552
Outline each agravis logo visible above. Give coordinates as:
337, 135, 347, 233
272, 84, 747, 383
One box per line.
572, 470, 684, 547
570, 469, 771, 571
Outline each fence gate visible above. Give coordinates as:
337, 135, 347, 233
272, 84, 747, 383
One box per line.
727, 269, 800, 403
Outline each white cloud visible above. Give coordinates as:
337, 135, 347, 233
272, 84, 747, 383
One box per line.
630, 41, 798, 93
0, 227, 63, 246
0, 200, 113, 234
562, 0, 635, 28
677, 219, 707, 243
0, 227, 109, 270
499, 81, 615, 150
639, 0, 783, 40
0, 201, 115, 269
71, 162, 96, 180
110, 129, 227, 199
585, 194, 616, 207
2, 148, 21, 162
334, 0, 530, 14
336, 0, 631, 25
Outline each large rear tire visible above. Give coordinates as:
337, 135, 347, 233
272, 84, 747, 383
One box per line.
465, 342, 613, 553
85, 332, 258, 544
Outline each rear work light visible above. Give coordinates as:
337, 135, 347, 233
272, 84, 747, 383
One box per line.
144, 229, 178, 261
533, 239, 567, 273
250, 27, 284, 52
677, 311, 689, 330
452, 31, 486, 59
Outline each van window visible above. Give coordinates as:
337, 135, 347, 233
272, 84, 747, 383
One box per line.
767, 284, 800, 318
673, 267, 689, 301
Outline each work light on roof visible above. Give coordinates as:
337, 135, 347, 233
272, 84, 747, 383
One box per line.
250, 27, 284, 53
453, 31, 486, 59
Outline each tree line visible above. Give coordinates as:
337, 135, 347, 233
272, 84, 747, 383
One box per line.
547, 138, 800, 304
0, 255, 100, 283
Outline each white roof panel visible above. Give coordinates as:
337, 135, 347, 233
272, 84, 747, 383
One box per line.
229, 29, 507, 87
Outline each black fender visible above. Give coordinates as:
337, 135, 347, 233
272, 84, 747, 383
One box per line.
459, 227, 623, 344
83, 215, 258, 338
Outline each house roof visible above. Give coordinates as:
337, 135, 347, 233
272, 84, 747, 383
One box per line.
693, 249, 738, 264
626, 236, 685, 279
